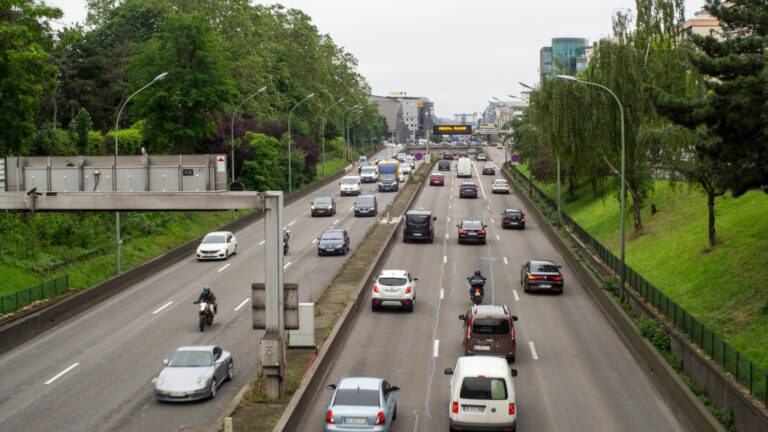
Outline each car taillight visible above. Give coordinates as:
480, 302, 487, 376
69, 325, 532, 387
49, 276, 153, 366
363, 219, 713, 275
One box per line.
452, 401, 459, 414
466, 317, 473, 339
375, 411, 385, 425
477, 230, 486, 235
509, 403, 515, 415
503, 217, 509, 221
326, 409, 335, 424
373, 284, 379, 293
405, 285, 412, 294
551, 275, 564, 281
520, 216, 525, 222
459, 230, 468, 235
528, 274, 542, 280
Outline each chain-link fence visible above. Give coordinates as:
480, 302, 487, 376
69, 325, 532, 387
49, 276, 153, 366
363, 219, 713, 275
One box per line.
1, 275, 69, 315
505, 164, 767, 407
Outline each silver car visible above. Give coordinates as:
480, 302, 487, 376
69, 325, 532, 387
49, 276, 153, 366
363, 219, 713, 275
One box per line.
324, 377, 399, 431
154, 345, 234, 402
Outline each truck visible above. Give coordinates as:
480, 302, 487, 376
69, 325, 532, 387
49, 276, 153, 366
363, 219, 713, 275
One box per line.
377, 160, 399, 192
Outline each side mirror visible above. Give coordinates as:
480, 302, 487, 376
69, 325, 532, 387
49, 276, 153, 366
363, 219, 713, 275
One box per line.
559, 265, 563, 269
458, 314, 466, 321
414, 277, 419, 281
163, 359, 169, 365
510, 368, 518, 377
512, 315, 519, 321
456, 225, 460, 229
327, 384, 337, 390
391, 386, 400, 392
432, 216, 437, 221
444, 368, 454, 375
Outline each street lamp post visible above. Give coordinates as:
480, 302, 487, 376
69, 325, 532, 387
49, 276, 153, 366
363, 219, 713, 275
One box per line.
347, 110, 362, 157
517, 82, 537, 197
341, 104, 361, 159
113, 71, 167, 274
231, 86, 267, 185
287, 93, 315, 194
321, 97, 345, 177
556, 74, 626, 299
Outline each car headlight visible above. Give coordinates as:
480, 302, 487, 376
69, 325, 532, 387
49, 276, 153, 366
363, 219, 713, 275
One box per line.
311, 205, 315, 210
327, 206, 333, 209
219, 248, 226, 254
155, 377, 163, 386
196, 375, 208, 386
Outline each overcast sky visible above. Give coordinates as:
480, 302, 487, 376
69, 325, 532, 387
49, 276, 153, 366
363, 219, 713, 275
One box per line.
48, 0, 706, 119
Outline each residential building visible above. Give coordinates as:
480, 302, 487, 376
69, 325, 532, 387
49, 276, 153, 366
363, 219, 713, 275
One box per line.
682, 9, 721, 38
368, 95, 409, 144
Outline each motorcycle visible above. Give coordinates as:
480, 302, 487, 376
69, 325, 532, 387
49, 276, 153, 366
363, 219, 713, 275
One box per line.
283, 228, 291, 255
197, 301, 214, 332
467, 276, 486, 305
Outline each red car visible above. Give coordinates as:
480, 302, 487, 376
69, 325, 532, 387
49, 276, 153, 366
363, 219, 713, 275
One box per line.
429, 173, 445, 186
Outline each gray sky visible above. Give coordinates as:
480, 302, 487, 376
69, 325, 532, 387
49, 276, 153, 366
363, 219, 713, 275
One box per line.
49, 0, 706, 118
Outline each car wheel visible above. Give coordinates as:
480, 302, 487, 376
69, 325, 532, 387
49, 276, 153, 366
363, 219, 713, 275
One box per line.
507, 355, 516, 364
393, 405, 397, 420
227, 360, 234, 381
406, 303, 414, 313
371, 301, 378, 312
224, 250, 229, 260
429, 236, 434, 244
210, 378, 217, 399
481, 240, 486, 245
233, 244, 238, 255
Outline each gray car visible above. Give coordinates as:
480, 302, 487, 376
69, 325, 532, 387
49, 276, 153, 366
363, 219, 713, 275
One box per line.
154, 345, 234, 402
324, 377, 399, 431
354, 195, 378, 217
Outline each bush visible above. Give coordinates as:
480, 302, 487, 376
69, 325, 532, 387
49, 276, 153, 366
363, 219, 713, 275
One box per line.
638, 316, 670, 352
106, 127, 144, 155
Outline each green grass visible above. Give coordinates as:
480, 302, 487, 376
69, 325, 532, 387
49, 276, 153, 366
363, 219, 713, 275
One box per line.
315, 158, 349, 179
522, 166, 768, 369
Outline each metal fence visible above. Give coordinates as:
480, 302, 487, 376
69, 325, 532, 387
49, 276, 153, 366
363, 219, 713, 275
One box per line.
506, 164, 768, 407
1, 275, 69, 315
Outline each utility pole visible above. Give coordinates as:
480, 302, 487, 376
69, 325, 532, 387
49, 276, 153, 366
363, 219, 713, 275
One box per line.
261, 191, 285, 399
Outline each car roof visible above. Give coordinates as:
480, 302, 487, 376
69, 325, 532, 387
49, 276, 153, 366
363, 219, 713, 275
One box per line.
457, 356, 509, 376
504, 208, 522, 212
205, 231, 230, 236
470, 304, 510, 318
461, 219, 483, 224
494, 178, 508, 182
176, 345, 215, 352
341, 175, 360, 179
378, 269, 408, 278
314, 195, 332, 200
357, 194, 375, 199
461, 182, 476, 186
338, 377, 382, 390
431, 172, 444, 176
323, 229, 345, 234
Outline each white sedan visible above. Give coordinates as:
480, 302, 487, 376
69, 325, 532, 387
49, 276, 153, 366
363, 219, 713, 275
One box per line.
196, 231, 237, 260
491, 179, 510, 194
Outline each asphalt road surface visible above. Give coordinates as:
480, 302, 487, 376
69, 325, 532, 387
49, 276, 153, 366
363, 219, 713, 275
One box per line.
292, 147, 687, 431
0, 146, 410, 432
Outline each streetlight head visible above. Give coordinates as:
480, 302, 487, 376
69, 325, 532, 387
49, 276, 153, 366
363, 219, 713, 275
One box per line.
556, 74, 578, 82
518, 81, 534, 90
507, 95, 518, 99
257, 86, 267, 94
153, 72, 169, 82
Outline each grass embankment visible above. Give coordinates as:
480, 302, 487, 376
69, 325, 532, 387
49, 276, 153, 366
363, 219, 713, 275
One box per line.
231, 163, 430, 431
516, 164, 768, 369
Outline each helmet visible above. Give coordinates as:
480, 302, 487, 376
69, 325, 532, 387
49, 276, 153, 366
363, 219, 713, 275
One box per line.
474, 270, 481, 276
202, 285, 211, 295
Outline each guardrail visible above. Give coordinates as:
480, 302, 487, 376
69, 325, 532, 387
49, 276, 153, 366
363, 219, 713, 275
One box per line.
1, 275, 69, 314
505, 163, 767, 409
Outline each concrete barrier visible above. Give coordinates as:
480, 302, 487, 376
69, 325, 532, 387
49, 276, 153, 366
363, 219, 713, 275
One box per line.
0, 165, 354, 353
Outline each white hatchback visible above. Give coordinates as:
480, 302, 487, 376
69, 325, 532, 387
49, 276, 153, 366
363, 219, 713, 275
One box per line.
491, 179, 510, 194
196, 231, 237, 260
371, 270, 417, 312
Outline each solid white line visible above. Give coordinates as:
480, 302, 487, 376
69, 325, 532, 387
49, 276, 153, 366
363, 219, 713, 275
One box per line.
45, 363, 80, 385
283, 261, 292, 270
258, 240, 265, 246
529, 341, 539, 360
443, 255, 447, 264
234, 298, 250, 311
503, 257, 509, 265
332, 219, 340, 225
472, 163, 488, 198
433, 340, 440, 358
312, 238, 318, 244
288, 220, 296, 227
153, 301, 173, 314
513, 290, 520, 301
445, 233, 449, 239
217, 263, 231, 272
496, 234, 501, 241
440, 289, 444, 300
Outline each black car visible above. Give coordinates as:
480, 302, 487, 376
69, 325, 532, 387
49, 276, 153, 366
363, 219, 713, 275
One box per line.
438, 160, 451, 171
482, 162, 495, 175
457, 220, 487, 244
521, 260, 564, 293
442, 152, 454, 161
317, 229, 350, 256
501, 209, 525, 229
403, 210, 437, 243
311, 196, 336, 217
354, 195, 378, 217
459, 182, 478, 198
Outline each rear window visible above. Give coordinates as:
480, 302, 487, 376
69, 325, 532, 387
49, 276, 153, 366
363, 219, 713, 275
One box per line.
461, 221, 483, 229
460, 377, 508, 400
472, 318, 510, 335
505, 210, 521, 217
378, 277, 407, 286
333, 389, 380, 407
407, 215, 430, 224
533, 263, 559, 273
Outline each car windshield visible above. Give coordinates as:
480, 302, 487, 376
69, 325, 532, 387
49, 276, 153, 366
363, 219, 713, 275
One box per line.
361, 167, 376, 174
407, 214, 430, 224
462, 221, 483, 229
472, 318, 510, 335
460, 377, 508, 400
314, 197, 331, 205
341, 178, 358, 185
357, 197, 375, 205
168, 351, 212, 367
322, 231, 344, 240
533, 263, 559, 273
378, 277, 407, 286
494, 180, 508, 185
333, 389, 380, 407
202, 235, 225, 244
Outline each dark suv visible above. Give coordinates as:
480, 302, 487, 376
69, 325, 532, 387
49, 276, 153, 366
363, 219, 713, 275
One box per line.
403, 210, 437, 243
501, 209, 525, 229
459, 304, 518, 362
438, 159, 451, 171
353, 195, 378, 217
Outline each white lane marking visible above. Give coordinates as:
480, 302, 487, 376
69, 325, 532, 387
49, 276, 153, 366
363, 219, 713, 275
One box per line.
234, 298, 250, 311
448, 205, 452, 210
332, 219, 340, 225
45, 363, 80, 385
258, 240, 265, 246
491, 218, 495, 223
513, 290, 520, 302
487, 205, 491, 210
284, 261, 292, 270
450, 195, 453, 200
471, 163, 488, 198
443, 255, 447, 264
440, 289, 444, 300
445, 233, 449, 239
447, 217, 451, 222
433, 340, 440, 358
153, 301, 173, 314
503, 257, 509, 265
529, 341, 539, 360
312, 238, 318, 244
496, 234, 501, 241
288, 220, 296, 227
349, 207, 354, 211
217, 263, 231, 272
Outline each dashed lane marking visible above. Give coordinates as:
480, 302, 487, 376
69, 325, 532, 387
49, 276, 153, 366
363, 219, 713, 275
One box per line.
217, 263, 230, 272
529, 341, 539, 360
234, 298, 250, 311
45, 363, 80, 385
153, 301, 173, 314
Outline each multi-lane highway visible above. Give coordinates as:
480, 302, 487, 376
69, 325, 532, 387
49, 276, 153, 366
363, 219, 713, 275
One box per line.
0, 147, 409, 432
292, 146, 687, 431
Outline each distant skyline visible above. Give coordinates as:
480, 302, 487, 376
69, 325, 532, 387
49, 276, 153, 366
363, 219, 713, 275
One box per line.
49, 0, 706, 118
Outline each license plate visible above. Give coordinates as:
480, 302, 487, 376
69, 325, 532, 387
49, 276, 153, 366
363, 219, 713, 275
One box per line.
468, 232, 476, 236
473, 345, 491, 351
169, 392, 187, 397
413, 233, 421, 236
344, 417, 366, 424
386, 288, 397, 293
463, 406, 484, 413
539, 284, 551, 288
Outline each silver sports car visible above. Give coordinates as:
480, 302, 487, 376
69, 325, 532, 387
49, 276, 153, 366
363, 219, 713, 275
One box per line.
154, 345, 234, 402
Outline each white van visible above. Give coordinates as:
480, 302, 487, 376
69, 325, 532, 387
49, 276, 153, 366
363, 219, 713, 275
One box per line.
444, 356, 517, 432
360, 166, 378, 183
457, 157, 473, 178
339, 175, 361, 196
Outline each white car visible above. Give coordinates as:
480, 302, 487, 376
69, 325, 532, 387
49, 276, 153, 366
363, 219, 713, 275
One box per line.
491, 179, 510, 194
371, 269, 417, 312
196, 231, 237, 260
496, 143, 504, 149
339, 175, 361, 196
405, 155, 416, 169
400, 163, 412, 176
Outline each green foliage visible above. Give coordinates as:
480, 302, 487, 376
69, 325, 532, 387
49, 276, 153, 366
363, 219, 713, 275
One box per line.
240, 133, 282, 191
106, 126, 144, 156
69, 108, 93, 154
638, 316, 670, 351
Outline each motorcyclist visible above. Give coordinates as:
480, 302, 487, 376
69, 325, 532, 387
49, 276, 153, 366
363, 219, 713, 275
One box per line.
193, 285, 218, 315
468, 270, 486, 297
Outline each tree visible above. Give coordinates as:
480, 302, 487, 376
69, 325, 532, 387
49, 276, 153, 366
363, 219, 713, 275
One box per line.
240, 133, 282, 191
0, 0, 62, 155
69, 108, 94, 154
127, 12, 236, 154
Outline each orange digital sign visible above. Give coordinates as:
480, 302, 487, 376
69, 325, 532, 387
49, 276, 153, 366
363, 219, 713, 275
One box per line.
434, 125, 472, 135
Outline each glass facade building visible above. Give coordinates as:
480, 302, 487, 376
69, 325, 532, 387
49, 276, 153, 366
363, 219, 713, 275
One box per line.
540, 37, 589, 80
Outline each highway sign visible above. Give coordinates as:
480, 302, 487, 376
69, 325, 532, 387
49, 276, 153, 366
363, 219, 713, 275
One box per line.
434, 125, 472, 135
511, 152, 520, 165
